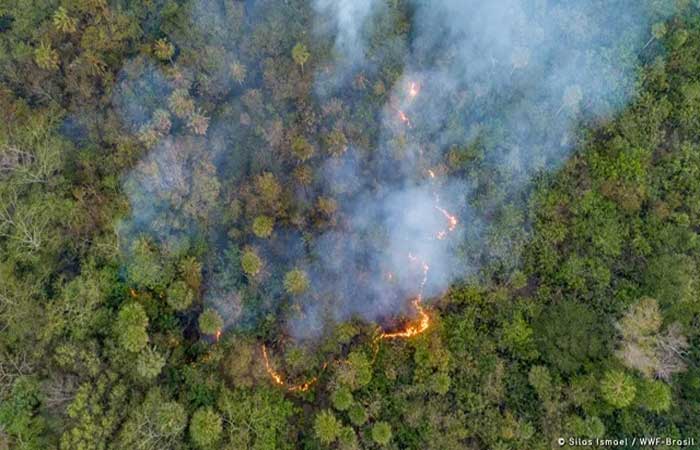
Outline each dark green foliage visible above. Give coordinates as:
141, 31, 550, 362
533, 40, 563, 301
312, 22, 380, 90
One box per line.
0, 377, 47, 450
534, 301, 606, 375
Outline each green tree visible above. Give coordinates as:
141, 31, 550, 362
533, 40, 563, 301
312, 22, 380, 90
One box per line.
115, 303, 149, 353
117, 389, 186, 450
528, 365, 553, 400
565, 415, 605, 439
371, 421, 393, 446
643, 22, 668, 48
168, 89, 195, 119
127, 238, 171, 291
636, 379, 672, 413
136, 347, 166, 380
189, 407, 222, 449
348, 403, 367, 426
252, 215, 274, 238
292, 43, 310, 72
292, 135, 314, 161
323, 129, 348, 156
241, 248, 263, 277
230, 60, 247, 84
284, 268, 309, 295
59, 374, 128, 450
331, 385, 353, 411
337, 351, 372, 391
0, 377, 47, 450
53, 7, 77, 33
314, 410, 341, 445
34, 41, 59, 70
198, 308, 223, 335
338, 426, 359, 450
217, 387, 294, 450
600, 370, 636, 409
153, 38, 175, 60
154, 401, 187, 438
534, 302, 605, 375
166, 280, 195, 311
255, 172, 282, 210
179, 257, 203, 290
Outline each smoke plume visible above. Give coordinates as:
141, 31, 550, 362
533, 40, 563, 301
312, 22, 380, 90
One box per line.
115, 0, 677, 340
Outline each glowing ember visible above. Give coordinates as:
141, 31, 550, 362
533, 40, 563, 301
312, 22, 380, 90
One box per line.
397, 109, 411, 126
434, 205, 458, 240
215, 329, 222, 342
408, 81, 420, 98
261, 344, 318, 392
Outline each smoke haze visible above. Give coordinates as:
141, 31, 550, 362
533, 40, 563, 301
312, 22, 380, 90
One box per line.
115, 0, 677, 340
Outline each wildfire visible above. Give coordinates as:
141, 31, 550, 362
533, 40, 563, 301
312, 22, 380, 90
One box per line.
215, 329, 222, 342
261, 344, 318, 392
261, 78, 460, 391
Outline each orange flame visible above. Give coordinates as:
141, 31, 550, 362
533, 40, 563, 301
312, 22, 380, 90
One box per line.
261, 344, 318, 392
215, 329, 222, 342
435, 205, 458, 240
379, 253, 431, 340
379, 298, 430, 339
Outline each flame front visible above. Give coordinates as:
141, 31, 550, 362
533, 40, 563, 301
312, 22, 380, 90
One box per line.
261, 344, 317, 392
379, 253, 431, 340
435, 205, 458, 240
378, 79, 459, 340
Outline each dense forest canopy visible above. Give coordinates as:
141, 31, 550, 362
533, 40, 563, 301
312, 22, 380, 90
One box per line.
1, 0, 700, 449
